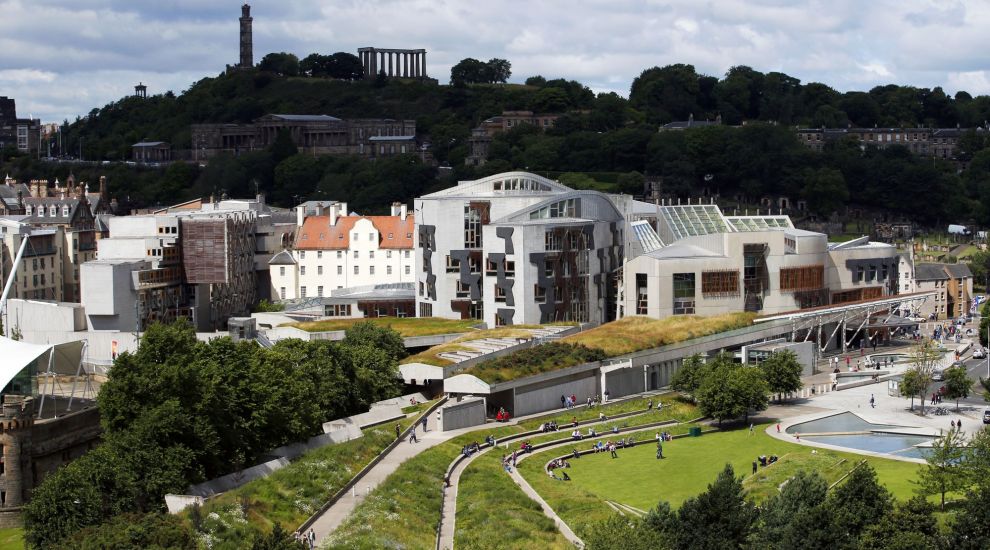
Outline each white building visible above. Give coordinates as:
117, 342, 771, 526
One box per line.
269, 201, 415, 301
414, 172, 627, 327
623, 204, 901, 318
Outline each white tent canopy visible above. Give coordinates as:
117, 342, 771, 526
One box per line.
444, 373, 490, 395
0, 336, 84, 390
399, 362, 445, 385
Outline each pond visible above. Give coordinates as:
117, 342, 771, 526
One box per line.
801, 433, 932, 459
786, 412, 904, 434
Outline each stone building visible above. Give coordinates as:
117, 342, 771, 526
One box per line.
191, 114, 417, 161
795, 126, 985, 159
132, 141, 171, 163
358, 47, 428, 79
0, 97, 40, 156
466, 111, 560, 166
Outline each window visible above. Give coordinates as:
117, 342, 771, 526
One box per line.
456, 281, 470, 298
36, 206, 43, 217
468, 256, 481, 274
300, 266, 306, 276
446, 255, 461, 273
405, 265, 410, 275
317, 286, 324, 297
337, 251, 343, 259
387, 250, 393, 259
464, 205, 483, 248
405, 250, 410, 258
62, 206, 69, 216
49, 206, 56, 216
636, 273, 648, 314
369, 233, 374, 241
545, 230, 561, 251
673, 273, 695, 315
387, 265, 392, 275
354, 250, 359, 259
280, 287, 286, 299
317, 266, 323, 275
370, 266, 375, 275
486, 258, 498, 275
494, 285, 507, 303
779, 265, 824, 292
505, 261, 515, 276
300, 286, 307, 298
353, 232, 358, 241
369, 250, 375, 259
534, 284, 546, 303
419, 282, 424, 296
299, 251, 306, 260
24, 206, 31, 215
544, 260, 554, 277
354, 266, 359, 275
317, 251, 323, 259
325, 304, 351, 317
419, 303, 433, 317
279, 266, 285, 276
337, 265, 343, 275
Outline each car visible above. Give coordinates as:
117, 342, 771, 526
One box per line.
907, 316, 925, 323
932, 370, 944, 381
974, 348, 987, 359
984, 409, 990, 425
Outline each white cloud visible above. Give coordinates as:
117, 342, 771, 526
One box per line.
4, 0, 990, 122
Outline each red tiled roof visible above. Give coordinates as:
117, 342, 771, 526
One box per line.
295, 214, 414, 250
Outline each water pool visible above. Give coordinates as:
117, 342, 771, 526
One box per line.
786, 412, 904, 434
869, 353, 907, 363
801, 433, 932, 459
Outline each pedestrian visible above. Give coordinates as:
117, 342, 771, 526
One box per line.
610, 443, 618, 458
436, 410, 441, 428
869, 394, 875, 408
752, 460, 758, 475
421, 417, 428, 432
951, 419, 956, 429
409, 430, 417, 443
395, 423, 401, 439
309, 529, 316, 548
656, 440, 664, 459
776, 423, 780, 433
561, 394, 566, 409
846, 356, 850, 368
604, 389, 610, 403
749, 423, 754, 435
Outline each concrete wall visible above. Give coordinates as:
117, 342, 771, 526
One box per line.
440, 396, 486, 431
513, 371, 599, 417
605, 364, 646, 399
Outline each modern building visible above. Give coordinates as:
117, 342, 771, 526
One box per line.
415, 172, 627, 327
190, 114, 417, 161
0, 97, 40, 156
623, 203, 901, 318
269, 201, 415, 300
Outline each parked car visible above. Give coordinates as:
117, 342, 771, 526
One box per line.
907, 316, 925, 323
984, 409, 990, 425
974, 348, 987, 359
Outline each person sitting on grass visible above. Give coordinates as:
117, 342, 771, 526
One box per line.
612, 425, 619, 434
571, 429, 581, 440
587, 427, 596, 438
599, 412, 606, 421
562, 471, 571, 481
571, 416, 578, 427
572, 447, 580, 459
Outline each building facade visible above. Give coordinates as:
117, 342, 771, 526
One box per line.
623, 204, 900, 318
415, 172, 625, 327
466, 111, 560, 166
913, 263, 974, 320
0, 97, 40, 156
269, 201, 415, 300
796, 126, 985, 159
191, 114, 417, 161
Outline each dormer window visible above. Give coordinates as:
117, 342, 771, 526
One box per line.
62, 206, 69, 217
49, 206, 56, 216
24, 206, 31, 216
36, 206, 43, 217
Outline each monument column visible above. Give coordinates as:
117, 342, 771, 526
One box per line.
404, 53, 409, 77
421, 51, 427, 78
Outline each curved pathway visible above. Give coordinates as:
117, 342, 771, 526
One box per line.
437, 403, 672, 550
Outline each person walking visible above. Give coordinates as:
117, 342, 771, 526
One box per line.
409, 430, 417, 443
752, 460, 758, 475
869, 394, 875, 408
610, 443, 618, 458
656, 440, 664, 459
436, 410, 442, 429
560, 394, 566, 409
395, 423, 401, 439
749, 423, 754, 435
421, 417, 428, 432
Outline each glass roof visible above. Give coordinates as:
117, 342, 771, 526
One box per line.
659, 205, 730, 241
631, 220, 664, 253
725, 216, 794, 232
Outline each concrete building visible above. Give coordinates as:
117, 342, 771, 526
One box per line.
0, 97, 40, 156
415, 172, 626, 327
191, 114, 416, 161
623, 203, 900, 318
913, 263, 974, 320
269, 201, 415, 300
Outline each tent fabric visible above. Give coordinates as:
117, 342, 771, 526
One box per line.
399, 362, 445, 385
444, 373, 491, 395
0, 337, 83, 391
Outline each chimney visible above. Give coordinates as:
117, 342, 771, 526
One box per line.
400, 203, 408, 221
99, 176, 108, 202
329, 203, 338, 226
391, 201, 401, 216
296, 205, 305, 227
339, 202, 347, 217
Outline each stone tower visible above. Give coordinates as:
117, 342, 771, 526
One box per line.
239, 4, 253, 69
0, 396, 33, 508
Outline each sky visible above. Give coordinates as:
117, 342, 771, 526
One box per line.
3, 0, 990, 123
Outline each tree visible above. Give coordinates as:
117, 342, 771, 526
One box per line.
759, 350, 804, 401
900, 368, 924, 411
948, 484, 990, 548
750, 470, 834, 550
450, 58, 488, 86
673, 464, 755, 549
486, 58, 512, 83
584, 515, 670, 550
695, 359, 769, 425
859, 496, 943, 550
269, 129, 298, 164
670, 354, 710, 396
250, 523, 305, 550
906, 338, 943, 415
943, 365, 974, 410
917, 427, 969, 510
802, 167, 848, 216
258, 52, 300, 76
825, 464, 893, 546
67, 513, 197, 550
963, 427, 990, 486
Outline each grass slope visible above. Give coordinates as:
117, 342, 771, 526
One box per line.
561, 312, 757, 358
0, 528, 23, 550
520, 423, 922, 537
283, 317, 479, 337
400, 325, 560, 367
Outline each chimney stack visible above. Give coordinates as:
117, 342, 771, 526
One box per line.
296, 205, 305, 227
391, 201, 401, 216
401, 203, 408, 221
329, 203, 337, 226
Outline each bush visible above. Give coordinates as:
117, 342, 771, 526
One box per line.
464, 342, 607, 383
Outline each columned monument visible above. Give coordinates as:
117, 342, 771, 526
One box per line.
239, 4, 253, 69
357, 48, 428, 79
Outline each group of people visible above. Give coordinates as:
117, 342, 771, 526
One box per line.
547, 457, 572, 480
502, 450, 518, 472
930, 391, 945, 405
538, 420, 560, 433
495, 407, 512, 422
561, 393, 579, 409
752, 454, 779, 473
461, 442, 482, 457
294, 529, 316, 549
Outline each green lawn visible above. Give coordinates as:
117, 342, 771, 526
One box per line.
0, 528, 22, 550
561, 313, 756, 358
282, 317, 479, 336
520, 423, 923, 537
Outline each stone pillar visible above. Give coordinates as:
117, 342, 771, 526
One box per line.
406, 53, 411, 77
421, 51, 427, 78
387, 52, 392, 76
413, 53, 419, 77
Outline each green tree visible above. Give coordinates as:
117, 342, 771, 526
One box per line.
802, 167, 849, 216
674, 464, 755, 549
759, 350, 804, 401
670, 354, 710, 397
450, 58, 489, 86
616, 171, 645, 195
250, 523, 305, 550
907, 339, 943, 415
963, 427, 990, 486
899, 368, 924, 411
67, 513, 196, 550
258, 52, 300, 76
825, 464, 893, 546
584, 515, 670, 550
943, 365, 974, 410
486, 58, 512, 83
695, 360, 769, 425
269, 129, 298, 164
916, 427, 969, 510
948, 484, 990, 548
858, 496, 942, 550
750, 470, 835, 550
529, 87, 570, 113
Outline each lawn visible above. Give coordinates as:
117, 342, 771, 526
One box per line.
461, 342, 606, 383
561, 313, 756, 358
282, 317, 480, 337
400, 325, 562, 367
520, 423, 923, 537
325, 395, 692, 549
0, 528, 22, 550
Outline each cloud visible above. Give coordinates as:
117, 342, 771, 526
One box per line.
4, 0, 990, 122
